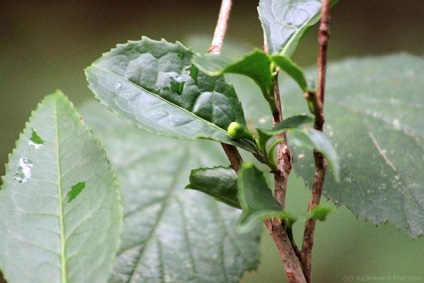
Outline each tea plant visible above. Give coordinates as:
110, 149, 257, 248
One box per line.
1, 0, 424, 282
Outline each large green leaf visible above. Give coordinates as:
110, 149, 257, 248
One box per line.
80, 102, 261, 283
0, 92, 122, 283
284, 54, 424, 237
258, 0, 338, 56
85, 37, 255, 152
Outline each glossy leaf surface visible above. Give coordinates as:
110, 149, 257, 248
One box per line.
86, 37, 252, 151
0, 92, 122, 283
284, 54, 424, 237
80, 102, 261, 283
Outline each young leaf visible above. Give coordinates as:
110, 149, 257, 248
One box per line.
192, 51, 309, 111
256, 115, 313, 163
237, 163, 295, 233
258, 115, 339, 180
271, 55, 308, 91
258, 114, 313, 137
192, 50, 274, 107
85, 37, 256, 153
258, 0, 339, 56
284, 54, 424, 238
0, 92, 122, 283
80, 101, 261, 283
290, 128, 340, 182
186, 166, 240, 208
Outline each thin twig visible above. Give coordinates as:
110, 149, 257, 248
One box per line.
221, 143, 243, 173
301, 1, 331, 282
264, 45, 305, 283
208, 0, 243, 172
210, 0, 232, 54
271, 76, 293, 207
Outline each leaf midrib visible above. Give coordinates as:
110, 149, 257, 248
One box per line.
54, 99, 67, 283
89, 65, 230, 137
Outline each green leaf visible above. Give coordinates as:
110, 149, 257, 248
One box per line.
237, 163, 295, 233
290, 128, 340, 182
258, 114, 313, 136
80, 101, 261, 283
0, 91, 122, 283
186, 166, 240, 208
256, 115, 313, 158
192, 51, 309, 108
192, 50, 274, 103
271, 55, 308, 91
256, 115, 339, 180
284, 54, 424, 237
258, 0, 339, 56
85, 37, 255, 152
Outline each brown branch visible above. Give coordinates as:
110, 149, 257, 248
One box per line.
209, 0, 232, 54
220, 143, 243, 173
264, 60, 305, 283
271, 76, 293, 207
301, 1, 331, 282
265, 219, 306, 283
207, 0, 243, 173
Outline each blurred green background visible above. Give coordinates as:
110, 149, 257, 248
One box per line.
1, 1, 423, 282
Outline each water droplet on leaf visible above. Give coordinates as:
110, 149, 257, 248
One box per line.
13, 157, 33, 183
115, 81, 122, 90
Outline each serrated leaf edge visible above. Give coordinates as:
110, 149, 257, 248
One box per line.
86, 37, 255, 152
0, 90, 123, 282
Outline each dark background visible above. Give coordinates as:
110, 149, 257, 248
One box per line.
1, 1, 424, 282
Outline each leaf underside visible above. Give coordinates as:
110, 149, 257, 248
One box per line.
186, 166, 240, 209
0, 92, 122, 283
85, 37, 254, 152
80, 101, 261, 283
285, 54, 424, 238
